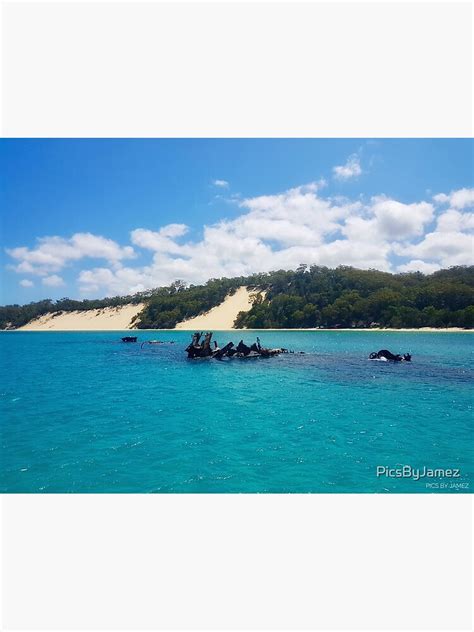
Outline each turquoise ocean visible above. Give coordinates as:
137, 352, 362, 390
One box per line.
1, 331, 472, 493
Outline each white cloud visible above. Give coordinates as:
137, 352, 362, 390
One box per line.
396, 260, 441, 274
131, 225, 189, 254
312, 239, 391, 271
7, 181, 473, 298
433, 192, 449, 205
159, 224, 189, 238
392, 194, 473, 269
79, 264, 172, 296
436, 209, 474, 233
370, 197, 434, 240
69, 233, 134, 262
213, 179, 229, 188
7, 232, 135, 276
340, 197, 434, 246
433, 187, 474, 209
77, 182, 394, 295
236, 181, 353, 246
76, 182, 473, 296
333, 154, 362, 180
19, 279, 34, 288
42, 274, 65, 287
394, 231, 473, 268
449, 188, 474, 209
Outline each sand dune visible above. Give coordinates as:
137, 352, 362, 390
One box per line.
175, 286, 259, 330
19, 304, 145, 331
16, 292, 468, 332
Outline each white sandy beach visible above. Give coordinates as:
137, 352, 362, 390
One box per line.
175, 286, 258, 330
11, 289, 471, 332
18, 304, 145, 331
15, 287, 257, 331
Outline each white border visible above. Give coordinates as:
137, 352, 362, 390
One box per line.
1, 1, 473, 137
1, 494, 473, 630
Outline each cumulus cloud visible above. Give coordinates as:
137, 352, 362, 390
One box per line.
7, 233, 135, 276
449, 188, 474, 209
333, 154, 362, 180
236, 181, 350, 246
370, 197, 434, 239
7, 185, 473, 297
42, 274, 65, 287
433, 187, 474, 209
19, 279, 34, 288
394, 231, 473, 268
436, 209, 474, 233
396, 260, 441, 274
213, 179, 229, 188
130, 224, 189, 255
433, 192, 449, 205
77, 182, 393, 295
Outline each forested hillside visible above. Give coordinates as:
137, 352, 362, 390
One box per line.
233, 265, 474, 329
1, 266, 473, 330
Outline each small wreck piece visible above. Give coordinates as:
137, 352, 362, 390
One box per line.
140, 340, 176, 348
121, 336, 138, 343
369, 349, 411, 362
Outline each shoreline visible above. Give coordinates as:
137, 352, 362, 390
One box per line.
3, 327, 472, 333
5, 287, 471, 333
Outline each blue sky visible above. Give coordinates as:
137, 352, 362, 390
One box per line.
1, 139, 473, 304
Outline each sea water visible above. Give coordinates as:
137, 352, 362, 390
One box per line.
1, 331, 472, 493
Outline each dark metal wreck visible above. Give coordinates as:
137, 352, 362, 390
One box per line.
185, 331, 289, 360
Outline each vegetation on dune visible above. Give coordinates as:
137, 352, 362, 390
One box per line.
0, 294, 146, 330
233, 265, 474, 329
136, 279, 244, 329
1, 265, 473, 330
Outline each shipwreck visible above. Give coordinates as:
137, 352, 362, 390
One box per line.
185, 331, 289, 360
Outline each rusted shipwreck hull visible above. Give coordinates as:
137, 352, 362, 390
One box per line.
185, 332, 288, 360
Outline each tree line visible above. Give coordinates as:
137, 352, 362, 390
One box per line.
1, 265, 473, 330
234, 265, 474, 329
0, 293, 146, 330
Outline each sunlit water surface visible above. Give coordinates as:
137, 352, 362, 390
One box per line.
1, 330, 472, 492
